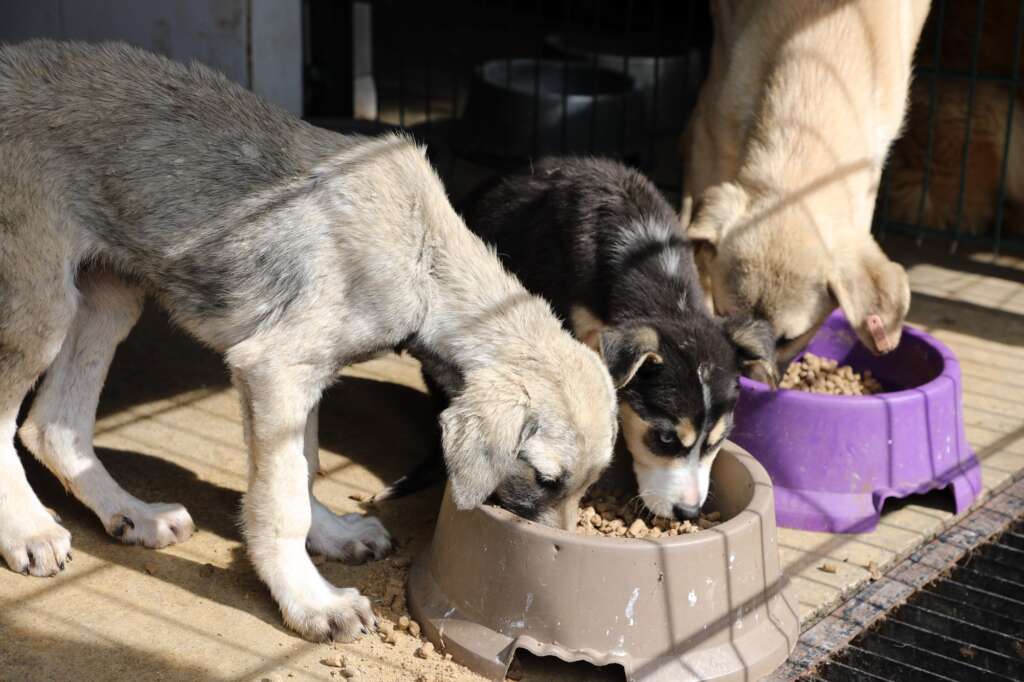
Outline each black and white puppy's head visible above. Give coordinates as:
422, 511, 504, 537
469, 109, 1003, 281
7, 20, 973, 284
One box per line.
595, 315, 775, 520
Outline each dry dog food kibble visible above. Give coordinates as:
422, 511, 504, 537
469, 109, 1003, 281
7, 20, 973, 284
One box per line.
576, 487, 721, 537
780, 352, 882, 395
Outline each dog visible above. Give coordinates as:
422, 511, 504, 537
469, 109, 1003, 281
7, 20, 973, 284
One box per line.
381, 158, 775, 520
681, 0, 931, 364
0, 41, 618, 642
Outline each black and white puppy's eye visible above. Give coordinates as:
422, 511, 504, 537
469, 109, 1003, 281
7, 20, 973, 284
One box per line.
657, 430, 678, 446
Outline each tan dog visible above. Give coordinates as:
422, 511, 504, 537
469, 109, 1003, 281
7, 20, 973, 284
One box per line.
681, 0, 930, 364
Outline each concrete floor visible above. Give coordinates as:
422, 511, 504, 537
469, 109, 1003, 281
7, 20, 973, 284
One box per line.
0, 240, 1022, 682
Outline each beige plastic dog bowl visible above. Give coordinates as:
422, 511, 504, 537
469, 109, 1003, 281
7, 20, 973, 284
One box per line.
408, 443, 799, 681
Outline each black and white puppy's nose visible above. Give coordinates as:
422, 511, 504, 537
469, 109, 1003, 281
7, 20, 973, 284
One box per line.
673, 504, 700, 521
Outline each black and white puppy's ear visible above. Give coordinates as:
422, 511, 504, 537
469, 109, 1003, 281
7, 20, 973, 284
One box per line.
723, 314, 779, 388
440, 387, 539, 510
597, 325, 664, 389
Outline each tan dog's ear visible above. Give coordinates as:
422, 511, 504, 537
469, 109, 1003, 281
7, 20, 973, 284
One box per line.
724, 314, 779, 388
687, 182, 749, 249
598, 325, 663, 389
828, 245, 911, 355
440, 384, 539, 509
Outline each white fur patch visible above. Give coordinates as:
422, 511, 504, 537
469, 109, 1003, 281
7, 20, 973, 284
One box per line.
609, 218, 676, 265
659, 248, 681, 276
633, 455, 702, 517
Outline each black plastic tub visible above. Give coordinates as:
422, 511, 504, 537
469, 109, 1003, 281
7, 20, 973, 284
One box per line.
546, 31, 704, 134
457, 58, 646, 161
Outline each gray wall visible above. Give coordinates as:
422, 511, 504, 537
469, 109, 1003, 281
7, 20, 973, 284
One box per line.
0, 0, 303, 114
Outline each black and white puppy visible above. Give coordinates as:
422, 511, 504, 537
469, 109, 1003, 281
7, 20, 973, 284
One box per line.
455, 157, 776, 520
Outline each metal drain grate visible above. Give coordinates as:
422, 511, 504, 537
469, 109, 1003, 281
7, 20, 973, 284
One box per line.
807, 519, 1024, 681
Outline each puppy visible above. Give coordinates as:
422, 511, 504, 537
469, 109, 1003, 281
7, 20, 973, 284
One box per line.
681, 0, 930, 364
404, 158, 774, 520
0, 41, 617, 641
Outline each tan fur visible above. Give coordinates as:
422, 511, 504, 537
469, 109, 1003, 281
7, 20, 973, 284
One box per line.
570, 304, 606, 351
682, 0, 929, 360
677, 418, 697, 448
708, 415, 729, 446
619, 403, 659, 471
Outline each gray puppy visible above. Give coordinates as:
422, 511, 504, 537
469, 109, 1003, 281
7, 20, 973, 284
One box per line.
0, 41, 617, 642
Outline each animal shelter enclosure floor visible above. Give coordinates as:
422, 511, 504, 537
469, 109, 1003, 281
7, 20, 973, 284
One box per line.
0, 239, 1022, 682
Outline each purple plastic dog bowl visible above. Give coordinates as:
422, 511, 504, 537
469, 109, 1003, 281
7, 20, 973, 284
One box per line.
730, 310, 982, 533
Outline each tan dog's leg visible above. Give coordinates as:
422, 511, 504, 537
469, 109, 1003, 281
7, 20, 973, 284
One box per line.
20, 271, 195, 548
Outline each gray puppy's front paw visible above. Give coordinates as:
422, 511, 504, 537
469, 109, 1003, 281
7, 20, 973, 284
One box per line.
1, 506, 72, 577
283, 585, 378, 642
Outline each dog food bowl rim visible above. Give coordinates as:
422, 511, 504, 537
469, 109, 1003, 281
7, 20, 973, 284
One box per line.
475, 444, 774, 548
475, 57, 640, 101
739, 321, 957, 404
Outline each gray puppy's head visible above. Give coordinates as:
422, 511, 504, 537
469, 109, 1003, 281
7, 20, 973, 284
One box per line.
439, 335, 618, 530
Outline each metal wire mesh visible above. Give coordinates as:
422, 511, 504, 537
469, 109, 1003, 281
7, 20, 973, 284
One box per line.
304, 0, 710, 202
809, 516, 1024, 681
877, 0, 1024, 254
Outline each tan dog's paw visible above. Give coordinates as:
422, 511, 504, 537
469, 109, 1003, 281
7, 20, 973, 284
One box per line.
307, 503, 391, 564
104, 501, 195, 548
283, 586, 377, 642
1, 506, 72, 576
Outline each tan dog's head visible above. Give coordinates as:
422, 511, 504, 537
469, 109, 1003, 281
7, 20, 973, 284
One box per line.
688, 183, 910, 365
439, 334, 618, 530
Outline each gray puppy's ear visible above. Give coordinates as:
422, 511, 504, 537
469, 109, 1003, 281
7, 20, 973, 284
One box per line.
440, 392, 538, 510
598, 326, 663, 389
724, 314, 779, 388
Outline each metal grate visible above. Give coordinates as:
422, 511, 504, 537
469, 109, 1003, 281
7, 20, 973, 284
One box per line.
807, 518, 1024, 681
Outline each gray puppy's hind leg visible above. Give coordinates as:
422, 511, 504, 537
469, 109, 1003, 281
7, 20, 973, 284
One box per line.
302, 405, 391, 564
19, 270, 196, 548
